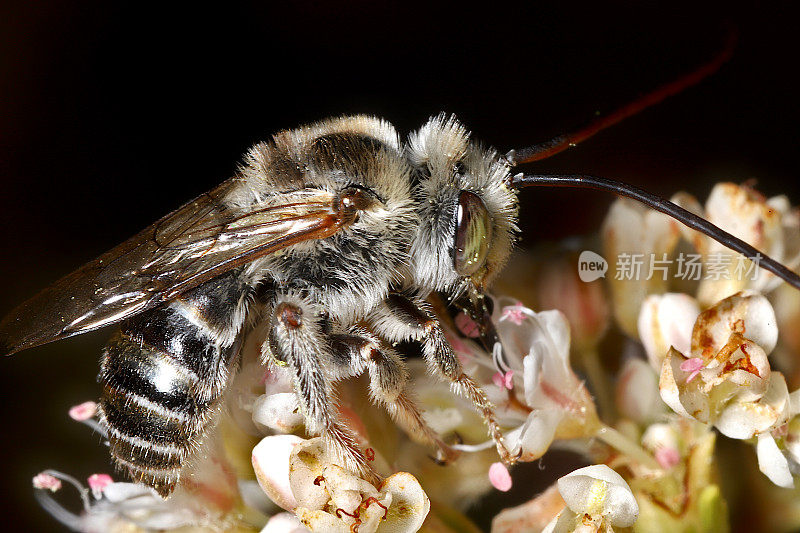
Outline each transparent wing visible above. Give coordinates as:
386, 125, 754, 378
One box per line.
0, 180, 341, 355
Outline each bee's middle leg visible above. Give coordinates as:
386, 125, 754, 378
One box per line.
370, 292, 514, 464
329, 331, 459, 464
265, 293, 376, 482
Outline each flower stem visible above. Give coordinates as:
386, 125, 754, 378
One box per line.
579, 347, 616, 421
595, 424, 661, 470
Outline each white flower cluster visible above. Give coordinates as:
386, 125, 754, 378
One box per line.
29, 180, 800, 533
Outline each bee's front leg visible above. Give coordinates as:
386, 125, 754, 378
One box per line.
264, 292, 376, 482
329, 329, 459, 465
369, 292, 515, 465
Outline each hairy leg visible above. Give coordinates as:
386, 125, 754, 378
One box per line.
264, 292, 376, 481
369, 292, 514, 464
329, 329, 459, 464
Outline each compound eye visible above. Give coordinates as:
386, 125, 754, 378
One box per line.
454, 191, 493, 276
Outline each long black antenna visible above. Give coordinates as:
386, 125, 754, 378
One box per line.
511, 174, 800, 290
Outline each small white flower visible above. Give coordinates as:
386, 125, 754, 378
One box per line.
657, 291, 799, 487
543, 465, 639, 532
659, 292, 782, 429
602, 197, 681, 337
254, 436, 430, 533
615, 357, 666, 425
491, 299, 598, 461
691, 183, 794, 304
253, 392, 305, 433
32, 470, 205, 532
641, 423, 681, 470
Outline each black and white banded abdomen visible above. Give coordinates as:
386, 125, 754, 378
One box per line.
98, 271, 252, 497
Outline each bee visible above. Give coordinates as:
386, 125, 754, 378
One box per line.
3, 39, 799, 499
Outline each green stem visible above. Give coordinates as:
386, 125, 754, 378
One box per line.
595, 424, 661, 470
579, 347, 616, 421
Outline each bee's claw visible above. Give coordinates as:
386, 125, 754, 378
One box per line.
493, 437, 521, 466
429, 453, 447, 466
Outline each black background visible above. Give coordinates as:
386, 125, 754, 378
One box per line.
1, 2, 798, 531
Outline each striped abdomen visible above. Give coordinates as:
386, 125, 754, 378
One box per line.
98, 271, 251, 497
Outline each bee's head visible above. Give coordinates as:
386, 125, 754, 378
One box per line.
406, 114, 519, 301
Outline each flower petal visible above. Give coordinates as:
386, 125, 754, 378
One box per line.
714, 372, 790, 439
756, 433, 794, 488
616, 357, 665, 424
355, 493, 392, 533
378, 472, 430, 533
99, 482, 158, 502
557, 465, 639, 528
289, 438, 334, 511
602, 197, 680, 336
98, 483, 198, 529
691, 292, 778, 358
252, 435, 304, 510
261, 512, 310, 533
696, 184, 784, 304
321, 464, 379, 515
505, 410, 561, 461
490, 484, 565, 533
540, 509, 576, 533
638, 293, 700, 369
293, 508, 350, 533
522, 351, 542, 407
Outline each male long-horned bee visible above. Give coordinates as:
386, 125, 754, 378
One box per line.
0, 114, 520, 497
4, 37, 800, 499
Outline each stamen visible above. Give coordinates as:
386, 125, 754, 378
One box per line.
87, 473, 113, 499
680, 357, 705, 383
34, 473, 61, 494
68, 401, 97, 421
33, 470, 91, 531
360, 496, 389, 520
492, 342, 512, 374
489, 462, 513, 492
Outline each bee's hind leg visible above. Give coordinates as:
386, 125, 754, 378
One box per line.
265, 292, 376, 483
369, 292, 515, 465
328, 330, 460, 465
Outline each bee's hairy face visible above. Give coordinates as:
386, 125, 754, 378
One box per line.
406, 114, 519, 298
